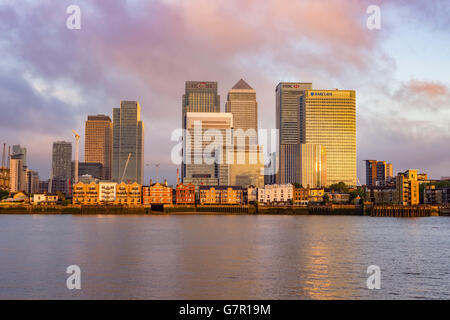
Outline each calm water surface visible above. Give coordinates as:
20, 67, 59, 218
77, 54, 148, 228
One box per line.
0, 214, 449, 299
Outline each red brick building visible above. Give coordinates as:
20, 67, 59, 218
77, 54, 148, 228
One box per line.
176, 183, 195, 204
143, 181, 173, 205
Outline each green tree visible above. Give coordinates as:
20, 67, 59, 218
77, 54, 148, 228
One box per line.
56, 192, 66, 201
292, 183, 303, 189
323, 193, 330, 204
349, 186, 365, 204
329, 182, 349, 193
0, 189, 9, 200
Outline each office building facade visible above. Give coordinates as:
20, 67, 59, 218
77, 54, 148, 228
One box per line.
26, 169, 40, 194
51, 141, 72, 180
10, 154, 26, 192
182, 81, 221, 179
299, 143, 327, 188
299, 90, 356, 186
112, 101, 144, 184
276, 82, 312, 184
12, 145, 27, 167
225, 79, 258, 134
183, 112, 233, 186
227, 145, 264, 188
85, 115, 112, 180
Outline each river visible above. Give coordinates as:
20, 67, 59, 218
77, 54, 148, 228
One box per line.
0, 214, 449, 299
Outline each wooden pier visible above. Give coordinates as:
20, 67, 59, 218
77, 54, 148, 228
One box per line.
370, 205, 438, 217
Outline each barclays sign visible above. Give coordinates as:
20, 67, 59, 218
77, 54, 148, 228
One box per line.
311, 92, 332, 97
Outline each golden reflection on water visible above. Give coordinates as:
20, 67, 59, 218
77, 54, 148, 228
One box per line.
304, 243, 333, 299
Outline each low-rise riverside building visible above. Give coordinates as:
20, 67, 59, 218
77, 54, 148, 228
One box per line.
309, 188, 325, 203
0, 167, 10, 190
365, 186, 396, 204
73, 182, 142, 205
33, 193, 59, 204
73, 181, 99, 205
199, 186, 244, 205
396, 170, 420, 205
116, 182, 142, 205
175, 183, 195, 204
327, 192, 351, 204
247, 185, 258, 204
143, 181, 173, 205
98, 182, 117, 204
258, 184, 293, 205
293, 187, 325, 205
293, 187, 309, 205
424, 185, 450, 205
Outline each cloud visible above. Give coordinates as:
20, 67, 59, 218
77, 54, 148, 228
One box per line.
0, 0, 448, 183
393, 80, 450, 112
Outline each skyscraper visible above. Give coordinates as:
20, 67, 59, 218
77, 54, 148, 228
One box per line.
225, 79, 264, 187
228, 145, 264, 188
182, 81, 220, 118
276, 82, 312, 184
112, 101, 144, 184
225, 79, 258, 133
26, 169, 39, 194
10, 154, 25, 192
299, 144, 327, 188
299, 90, 356, 186
183, 112, 233, 186
85, 115, 112, 180
52, 141, 72, 180
12, 144, 27, 167
182, 81, 220, 179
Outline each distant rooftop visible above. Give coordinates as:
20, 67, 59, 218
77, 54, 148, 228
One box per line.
87, 114, 111, 121
232, 79, 253, 90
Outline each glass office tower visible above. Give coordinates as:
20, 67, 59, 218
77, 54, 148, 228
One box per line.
112, 101, 144, 184
299, 90, 356, 186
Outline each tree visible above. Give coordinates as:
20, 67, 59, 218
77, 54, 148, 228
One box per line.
329, 182, 349, 193
323, 193, 330, 204
0, 189, 9, 200
292, 183, 303, 189
349, 186, 365, 204
56, 192, 66, 201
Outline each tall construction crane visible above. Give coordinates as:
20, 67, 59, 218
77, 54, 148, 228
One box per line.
72, 129, 80, 184
121, 153, 132, 183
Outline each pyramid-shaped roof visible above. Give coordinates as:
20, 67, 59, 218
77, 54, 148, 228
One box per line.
232, 78, 253, 90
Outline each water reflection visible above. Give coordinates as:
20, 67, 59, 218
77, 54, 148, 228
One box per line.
0, 215, 449, 299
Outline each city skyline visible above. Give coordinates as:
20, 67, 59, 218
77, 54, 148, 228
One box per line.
0, 1, 449, 184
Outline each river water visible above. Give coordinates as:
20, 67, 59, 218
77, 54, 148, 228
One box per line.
0, 214, 449, 299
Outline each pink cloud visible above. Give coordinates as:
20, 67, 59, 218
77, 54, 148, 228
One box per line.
406, 80, 449, 97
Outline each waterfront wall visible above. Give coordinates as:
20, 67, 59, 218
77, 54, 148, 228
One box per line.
370, 205, 439, 217
1, 203, 360, 215
0, 203, 445, 216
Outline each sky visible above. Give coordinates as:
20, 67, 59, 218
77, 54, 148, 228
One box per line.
0, 0, 449, 185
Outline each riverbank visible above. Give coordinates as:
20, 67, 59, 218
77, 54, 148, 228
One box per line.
0, 203, 359, 215
0, 203, 445, 216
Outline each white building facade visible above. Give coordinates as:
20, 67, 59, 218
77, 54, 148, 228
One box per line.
99, 182, 117, 203
258, 184, 293, 204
